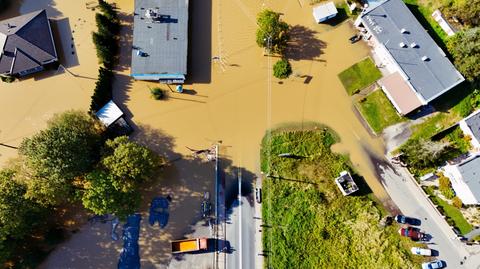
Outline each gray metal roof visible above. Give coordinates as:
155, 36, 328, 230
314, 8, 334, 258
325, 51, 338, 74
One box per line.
465, 111, 480, 143
131, 0, 188, 76
0, 10, 57, 75
458, 156, 480, 202
360, 0, 464, 102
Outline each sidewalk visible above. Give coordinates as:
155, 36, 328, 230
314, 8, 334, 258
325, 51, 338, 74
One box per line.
254, 173, 264, 269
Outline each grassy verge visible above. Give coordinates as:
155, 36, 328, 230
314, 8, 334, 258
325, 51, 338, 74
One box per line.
403, 0, 448, 50
338, 57, 382, 95
423, 186, 472, 235
356, 90, 405, 133
261, 124, 423, 268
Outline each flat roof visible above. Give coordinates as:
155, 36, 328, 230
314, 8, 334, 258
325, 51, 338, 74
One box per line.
465, 110, 480, 143
378, 72, 423, 115
360, 0, 464, 102
131, 0, 188, 76
458, 156, 480, 202
313, 2, 337, 20
96, 100, 124, 127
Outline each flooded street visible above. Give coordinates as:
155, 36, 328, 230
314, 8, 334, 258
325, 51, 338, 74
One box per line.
2, 0, 391, 268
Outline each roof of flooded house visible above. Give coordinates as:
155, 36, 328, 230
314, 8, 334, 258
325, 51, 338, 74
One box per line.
457, 156, 480, 201
378, 71, 423, 115
131, 0, 189, 76
465, 110, 480, 143
0, 10, 57, 75
359, 0, 464, 103
313, 2, 337, 20
95, 100, 124, 127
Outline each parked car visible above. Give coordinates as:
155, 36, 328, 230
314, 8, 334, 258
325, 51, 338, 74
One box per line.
255, 188, 262, 203
398, 227, 425, 240
411, 247, 432, 256
421, 260, 445, 269
395, 214, 421, 226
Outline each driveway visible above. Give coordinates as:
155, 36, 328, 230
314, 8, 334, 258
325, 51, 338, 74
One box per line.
377, 161, 480, 268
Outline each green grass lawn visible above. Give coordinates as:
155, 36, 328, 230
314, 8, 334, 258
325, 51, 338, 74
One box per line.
338, 57, 382, 95
261, 124, 423, 268
424, 187, 473, 235
356, 90, 405, 133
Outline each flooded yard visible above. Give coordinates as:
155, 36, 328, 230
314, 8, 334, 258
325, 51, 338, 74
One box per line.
2, 0, 394, 268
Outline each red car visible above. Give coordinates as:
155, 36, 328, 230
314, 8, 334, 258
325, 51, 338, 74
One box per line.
399, 227, 424, 240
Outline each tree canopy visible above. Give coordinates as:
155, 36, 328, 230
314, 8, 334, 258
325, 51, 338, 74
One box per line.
101, 136, 163, 191
400, 138, 451, 170
447, 27, 480, 82
273, 59, 292, 79
18, 111, 103, 205
444, 0, 480, 27
0, 170, 40, 241
81, 170, 140, 220
256, 9, 290, 54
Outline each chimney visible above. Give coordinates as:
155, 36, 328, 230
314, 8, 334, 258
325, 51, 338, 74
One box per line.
399, 42, 407, 48
410, 42, 418, 48
421, 56, 429, 61
400, 28, 407, 34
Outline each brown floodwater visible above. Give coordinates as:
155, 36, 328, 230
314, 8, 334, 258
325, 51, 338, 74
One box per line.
0, 0, 98, 166
3, 0, 391, 267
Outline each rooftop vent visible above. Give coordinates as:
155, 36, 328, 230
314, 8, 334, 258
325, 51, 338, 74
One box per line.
399, 42, 407, 48
421, 56, 429, 61
410, 42, 418, 48
400, 28, 407, 33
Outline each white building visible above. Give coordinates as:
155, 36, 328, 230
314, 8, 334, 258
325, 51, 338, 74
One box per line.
354, 0, 464, 115
443, 155, 480, 205
312, 2, 337, 23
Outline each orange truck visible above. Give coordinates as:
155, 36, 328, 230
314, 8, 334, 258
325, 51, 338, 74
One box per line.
171, 238, 208, 254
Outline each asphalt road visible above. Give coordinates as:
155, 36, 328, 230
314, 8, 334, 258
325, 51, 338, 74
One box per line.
225, 194, 255, 269
378, 162, 480, 268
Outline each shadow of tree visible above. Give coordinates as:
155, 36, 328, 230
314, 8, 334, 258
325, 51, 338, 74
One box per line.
284, 25, 326, 61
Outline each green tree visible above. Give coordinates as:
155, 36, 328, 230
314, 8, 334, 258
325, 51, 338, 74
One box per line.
273, 59, 292, 79
447, 27, 480, 82
101, 136, 163, 192
256, 9, 290, 54
0, 169, 40, 241
445, 0, 480, 27
19, 111, 103, 205
81, 170, 140, 219
400, 139, 451, 170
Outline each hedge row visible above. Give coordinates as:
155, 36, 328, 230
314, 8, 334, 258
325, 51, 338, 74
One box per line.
89, 0, 120, 113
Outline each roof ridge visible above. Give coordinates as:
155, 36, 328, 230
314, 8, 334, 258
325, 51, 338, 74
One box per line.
9, 46, 42, 73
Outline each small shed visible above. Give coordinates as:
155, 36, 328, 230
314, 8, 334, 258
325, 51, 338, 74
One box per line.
96, 100, 124, 128
313, 2, 338, 23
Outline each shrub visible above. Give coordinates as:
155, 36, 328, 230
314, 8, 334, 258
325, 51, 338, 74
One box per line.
452, 196, 463, 208
439, 175, 455, 199
150, 87, 165, 100
89, 67, 114, 113
273, 59, 292, 79
447, 27, 480, 82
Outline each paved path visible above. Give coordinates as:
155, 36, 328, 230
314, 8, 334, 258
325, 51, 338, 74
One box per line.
378, 161, 480, 268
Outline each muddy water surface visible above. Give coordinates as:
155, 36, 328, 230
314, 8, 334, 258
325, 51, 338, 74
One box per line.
3, 0, 392, 267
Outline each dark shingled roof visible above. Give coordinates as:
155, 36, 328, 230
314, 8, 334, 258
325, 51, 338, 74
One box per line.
0, 10, 57, 75
360, 0, 464, 102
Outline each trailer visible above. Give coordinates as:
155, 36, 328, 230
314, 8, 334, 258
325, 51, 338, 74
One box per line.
171, 238, 208, 254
